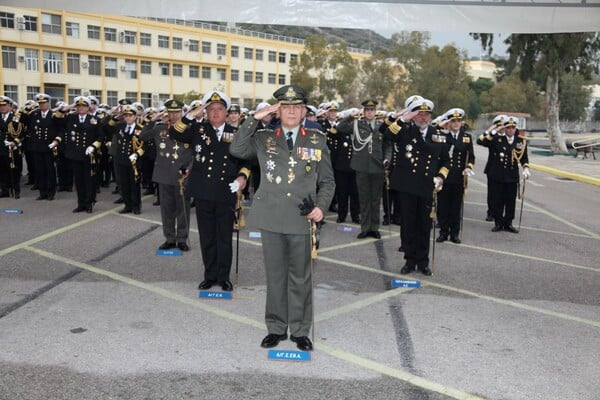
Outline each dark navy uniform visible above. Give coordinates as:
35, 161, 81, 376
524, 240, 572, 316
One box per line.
0, 102, 26, 198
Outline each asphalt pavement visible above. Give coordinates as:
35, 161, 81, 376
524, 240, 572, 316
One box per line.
1, 142, 598, 400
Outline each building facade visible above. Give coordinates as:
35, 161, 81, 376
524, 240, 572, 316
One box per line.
0, 6, 370, 108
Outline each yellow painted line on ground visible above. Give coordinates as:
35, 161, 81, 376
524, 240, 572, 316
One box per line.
530, 163, 600, 187
25, 245, 483, 399
316, 343, 485, 400
315, 287, 413, 322
318, 255, 600, 328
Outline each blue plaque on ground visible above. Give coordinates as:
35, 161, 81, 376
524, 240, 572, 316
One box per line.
249, 231, 261, 238
2, 209, 23, 214
337, 226, 358, 233
391, 279, 421, 288
199, 291, 233, 299
268, 350, 311, 361
156, 249, 182, 256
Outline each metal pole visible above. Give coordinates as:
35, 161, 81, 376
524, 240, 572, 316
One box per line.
518, 177, 527, 232
430, 190, 437, 275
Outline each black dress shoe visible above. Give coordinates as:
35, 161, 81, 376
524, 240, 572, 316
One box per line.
400, 263, 415, 274
132, 208, 141, 215
152, 200, 160, 206
357, 231, 369, 239
119, 207, 132, 214
65, 187, 73, 192
30, 185, 39, 190
14, 193, 20, 199
86, 206, 93, 213
504, 225, 519, 233
382, 218, 390, 226
485, 215, 494, 222
450, 236, 461, 244
398, 245, 404, 252
436, 234, 448, 243
111, 188, 120, 194
198, 280, 215, 290
57, 187, 66, 192
47, 194, 55, 201
260, 333, 287, 348
177, 242, 190, 251
420, 266, 433, 276
370, 231, 381, 239
290, 335, 313, 351
491, 224, 503, 232
73, 206, 86, 213
158, 241, 176, 250
336, 217, 345, 223
36, 195, 47, 200
142, 188, 154, 195
114, 198, 124, 204
220, 280, 233, 292
351, 217, 360, 224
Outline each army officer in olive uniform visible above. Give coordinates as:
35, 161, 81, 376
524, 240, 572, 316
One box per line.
230, 85, 335, 352
141, 99, 193, 251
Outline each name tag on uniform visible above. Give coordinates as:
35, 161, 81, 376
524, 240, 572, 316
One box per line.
391, 279, 421, 288
268, 350, 311, 361
199, 291, 232, 299
156, 249, 182, 256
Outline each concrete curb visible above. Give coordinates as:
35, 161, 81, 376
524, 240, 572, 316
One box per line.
530, 163, 600, 187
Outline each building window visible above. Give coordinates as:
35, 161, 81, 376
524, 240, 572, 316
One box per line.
268, 73, 276, 85
268, 51, 276, 62
173, 64, 183, 77
66, 22, 79, 38
3, 85, 18, 104
140, 60, 151, 74
231, 69, 239, 82
140, 32, 151, 46
189, 65, 199, 78
278, 74, 286, 85
88, 55, 101, 76
87, 25, 100, 40
104, 27, 116, 42
279, 52, 286, 63
202, 66, 211, 79
68, 89, 82, 104
290, 54, 298, 63
217, 68, 226, 80
24, 16, 37, 32
105, 57, 117, 78
244, 71, 253, 83
217, 43, 226, 56
140, 93, 152, 108
202, 41, 211, 54
89, 90, 102, 102
158, 35, 169, 49
67, 53, 80, 74
255, 49, 263, 61
42, 13, 61, 35
27, 86, 41, 101
123, 30, 136, 44
0, 12, 14, 29
244, 47, 253, 60
43, 50, 63, 74
107, 91, 118, 106
188, 40, 199, 52
231, 46, 239, 58
173, 37, 183, 50
159, 62, 169, 76
125, 59, 137, 79
2, 46, 17, 69
126, 92, 137, 101
24, 48, 39, 71
255, 72, 263, 84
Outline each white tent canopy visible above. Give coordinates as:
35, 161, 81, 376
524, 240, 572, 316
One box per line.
6, 0, 600, 33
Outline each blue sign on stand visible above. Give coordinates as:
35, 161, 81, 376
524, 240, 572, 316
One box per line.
268, 349, 311, 361
391, 279, 421, 288
249, 231, 261, 238
337, 226, 358, 233
2, 209, 23, 214
156, 249, 182, 256
199, 291, 233, 300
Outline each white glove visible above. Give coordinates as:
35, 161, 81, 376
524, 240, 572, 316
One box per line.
4, 140, 11, 147
129, 153, 138, 162
228, 180, 240, 193
48, 141, 57, 149
522, 167, 531, 179
433, 177, 444, 192
105, 141, 111, 149
350, 107, 361, 117
85, 146, 95, 155
463, 168, 475, 176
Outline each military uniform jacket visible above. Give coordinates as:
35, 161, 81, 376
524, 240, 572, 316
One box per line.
336, 117, 384, 174
230, 117, 335, 235
328, 116, 355, 172
53, 112, 103, 161
21, 109, 58, 153
382, 120, 450, 199
444, 129, 475, 185
320, 119, 339, 163
104, 121, 145, 167
477, 132, 528, 183
140, 121, 192, 185
0, 112, 25, 157
172, 118, 249, 204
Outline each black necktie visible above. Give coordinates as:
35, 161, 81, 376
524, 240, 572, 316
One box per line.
286, 131, 294, 151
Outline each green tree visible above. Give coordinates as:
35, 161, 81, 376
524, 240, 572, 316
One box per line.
479, 71, 542, 117
558, 73, 593, 121
471, 32, 600, 153
360, 53, 404, 108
